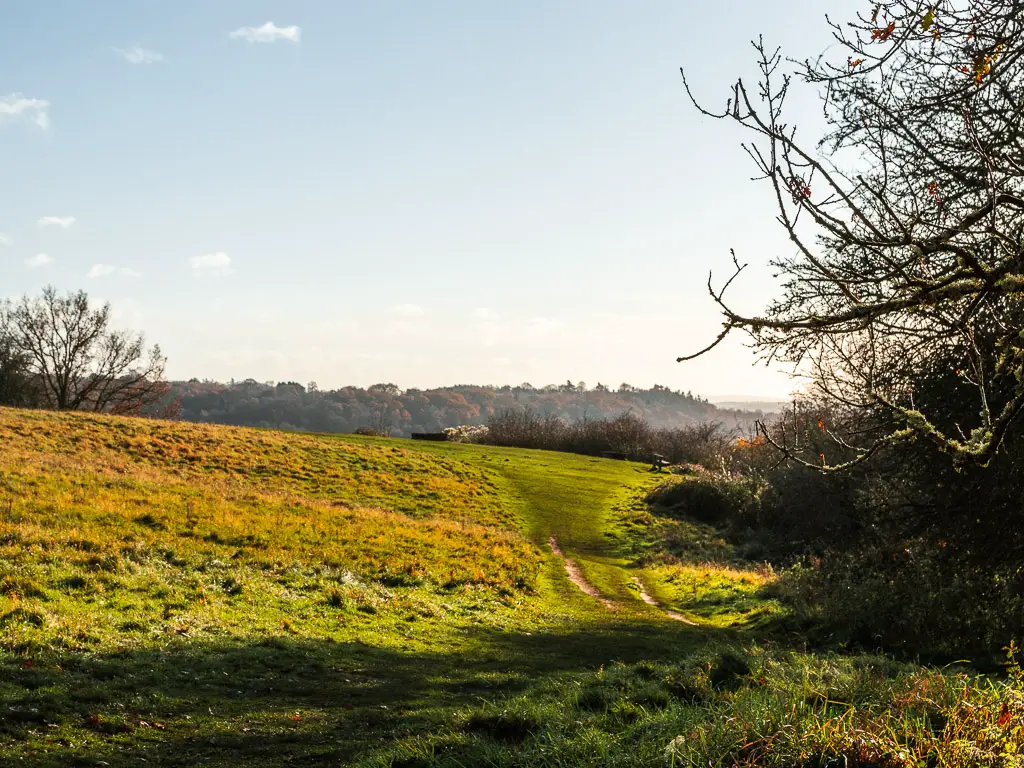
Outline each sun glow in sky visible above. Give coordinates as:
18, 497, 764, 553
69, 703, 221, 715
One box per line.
0, 1, 847, 398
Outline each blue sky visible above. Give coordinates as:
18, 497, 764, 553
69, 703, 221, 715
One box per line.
0, 1, 845, 397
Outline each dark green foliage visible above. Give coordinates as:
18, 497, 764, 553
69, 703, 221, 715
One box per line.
56, 575, 91, 592
0, 333, 38, 408
0, 575, 47, 599
707, 649, 751, 690
645, 474, 758, 526
463, 710, 540, 743
677, 394, 1024, 659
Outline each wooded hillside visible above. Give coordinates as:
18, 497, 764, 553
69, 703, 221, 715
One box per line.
165, 380, 766, 436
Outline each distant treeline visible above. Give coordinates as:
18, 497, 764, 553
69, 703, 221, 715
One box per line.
162, 379, 769, 436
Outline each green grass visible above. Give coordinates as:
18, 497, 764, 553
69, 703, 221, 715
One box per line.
2, 407, 1022, 767
374, 647, 1024, 768
638, 562, 782, 629
0, 408, 696, 765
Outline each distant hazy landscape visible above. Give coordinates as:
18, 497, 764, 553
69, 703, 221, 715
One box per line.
163, 379, 773, 437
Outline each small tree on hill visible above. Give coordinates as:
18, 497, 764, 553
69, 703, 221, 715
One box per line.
0, 322, 38, 407
2, 286, 168, 414
681, 0, 1024, 467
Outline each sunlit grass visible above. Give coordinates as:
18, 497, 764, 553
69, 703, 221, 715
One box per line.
3, 406, 1020, 767
639, 562, 782, 628
0, 406, 682, 765
0, 408, 516, 527
0, 411, 540, 606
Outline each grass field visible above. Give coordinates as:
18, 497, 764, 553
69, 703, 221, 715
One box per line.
2, 408, 1022, 767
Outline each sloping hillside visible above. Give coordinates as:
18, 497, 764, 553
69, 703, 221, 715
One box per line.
0, 407, 697, 765
3, 408, 1015, 768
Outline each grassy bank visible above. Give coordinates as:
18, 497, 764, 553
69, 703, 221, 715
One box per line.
1, 408, 1021, 766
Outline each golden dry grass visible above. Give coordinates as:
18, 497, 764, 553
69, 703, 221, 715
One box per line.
0, 408, 538, 591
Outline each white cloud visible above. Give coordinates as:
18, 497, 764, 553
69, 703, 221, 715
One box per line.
87, 264, 140, 279
114, 46, 164, 64
391, 303, 425, 317
37, 216, 76, 229
0, 233, 10, 246
189, 252, 233, 275
87, 264, 115, 278
230, 22, 301, 43
0, 93, 50, 130
473, 307, 500, 322
25, 253, 53, 269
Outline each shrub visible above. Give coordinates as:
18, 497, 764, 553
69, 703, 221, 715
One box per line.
479, 408, 734, 467
646, 474, 759, 526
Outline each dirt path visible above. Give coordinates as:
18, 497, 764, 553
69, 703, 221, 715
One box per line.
547, 537, 619, 610
548, 537, 699, 624
630, 576, 697, 625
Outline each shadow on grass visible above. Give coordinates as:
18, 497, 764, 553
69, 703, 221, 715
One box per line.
2, 619, 714, 767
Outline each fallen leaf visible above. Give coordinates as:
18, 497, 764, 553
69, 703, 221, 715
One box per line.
997, 702, 1012, 727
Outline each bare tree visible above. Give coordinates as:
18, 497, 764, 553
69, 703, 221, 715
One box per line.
680, 1, 1024, 468
3, 286, 168, 414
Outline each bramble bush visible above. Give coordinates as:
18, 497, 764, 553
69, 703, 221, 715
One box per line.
675, 399, 1024, 660
476, 408, 734, 468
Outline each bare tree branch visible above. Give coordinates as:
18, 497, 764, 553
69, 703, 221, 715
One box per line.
4, 287, 168, 415
679, 0, 1024, 468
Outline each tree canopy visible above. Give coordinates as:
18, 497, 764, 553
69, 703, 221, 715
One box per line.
0, 286, 167, 414
682, 0, 1024, 467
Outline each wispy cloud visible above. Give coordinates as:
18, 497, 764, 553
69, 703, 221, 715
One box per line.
230, 22, 301, 43
391, 303, 426, 318
88, 264, 115, 278
189, 252, 233, 275
87, 264, 140, 278
0, 233, 10, 247
114, 46, 164, 65
473, 307, 500, 322
25, 253, 53, 269
37, 215, 76, 229
0, 93, 50, 130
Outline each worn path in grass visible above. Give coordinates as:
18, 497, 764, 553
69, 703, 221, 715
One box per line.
414, 442, 692, 621
0, 410, 714, 767
480, 448, 642, 608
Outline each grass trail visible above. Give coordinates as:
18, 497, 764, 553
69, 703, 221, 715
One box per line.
391, 440, 680, 620
0, 408, 709, 766
476, 447, 665, 616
